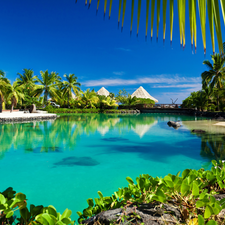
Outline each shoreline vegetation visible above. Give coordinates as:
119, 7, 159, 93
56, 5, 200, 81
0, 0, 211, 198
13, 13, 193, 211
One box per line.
1, 160, 225, 225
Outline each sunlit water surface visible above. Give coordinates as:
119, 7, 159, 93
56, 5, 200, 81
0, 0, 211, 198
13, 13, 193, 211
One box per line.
1, 113, 225, 221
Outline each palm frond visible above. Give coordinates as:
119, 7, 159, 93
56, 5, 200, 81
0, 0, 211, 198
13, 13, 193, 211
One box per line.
79, 0, 225, 53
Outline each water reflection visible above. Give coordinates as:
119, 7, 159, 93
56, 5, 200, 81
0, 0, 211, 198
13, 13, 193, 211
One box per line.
182, 120, 225, 161
0, 114, 157, 158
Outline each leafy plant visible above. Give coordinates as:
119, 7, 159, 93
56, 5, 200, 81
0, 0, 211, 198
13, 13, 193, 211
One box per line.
78, 160, 225, 224
0, 187, 74, 225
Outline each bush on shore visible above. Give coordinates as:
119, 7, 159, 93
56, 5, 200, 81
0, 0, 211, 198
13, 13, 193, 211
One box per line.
1, 161, 225, 225
44, 105, 138, 114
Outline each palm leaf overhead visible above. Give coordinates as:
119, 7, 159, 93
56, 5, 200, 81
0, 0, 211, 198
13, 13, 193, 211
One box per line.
151, 0, 156, 39
130, 0, 135, 34
80, 0, 225, 54
170, 0, 174, 44
118, 0, 122, 26
121, 0, 126, 30
145, 0, 150, 37
207, 0, 215, 54
137, 0, 142, 36
156, 0, 161, 40
220, 0, 225, 25
109, 0, 113, 18
163, 0, 167, 42
198, 0, 206, 53
104, 0, 107, 16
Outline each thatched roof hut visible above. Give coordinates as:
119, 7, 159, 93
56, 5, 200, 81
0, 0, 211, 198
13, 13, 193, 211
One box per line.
131, 86, 158, 103
96, 87, 110, 97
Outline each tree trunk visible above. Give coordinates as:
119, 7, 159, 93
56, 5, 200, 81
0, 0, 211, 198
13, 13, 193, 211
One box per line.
68, 93, 70, 108
0, 97, 2, 113
217, 93, 219, 111
11, 103, 14, 113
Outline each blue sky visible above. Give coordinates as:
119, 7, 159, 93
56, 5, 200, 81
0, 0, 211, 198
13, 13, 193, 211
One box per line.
1, 0, 224, 103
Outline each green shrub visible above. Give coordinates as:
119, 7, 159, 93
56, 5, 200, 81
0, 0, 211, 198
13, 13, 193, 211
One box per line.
78, 160, 225, 225
0, 188, 74, 225
210, 105, 216, 112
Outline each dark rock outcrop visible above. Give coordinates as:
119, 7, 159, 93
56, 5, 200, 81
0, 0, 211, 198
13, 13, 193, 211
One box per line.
82, 202, 182, 225
167, 121, 181, 129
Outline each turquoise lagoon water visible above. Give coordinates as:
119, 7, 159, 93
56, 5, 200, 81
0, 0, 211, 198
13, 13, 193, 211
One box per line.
0, 113, 223, 221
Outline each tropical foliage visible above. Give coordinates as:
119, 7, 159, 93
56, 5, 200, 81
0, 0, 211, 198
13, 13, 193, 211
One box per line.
77, 160, 225, 225
0, 187, 74, 225
79, 0, 225, 54
0, 69, 154, 112
182, 50, 225, 111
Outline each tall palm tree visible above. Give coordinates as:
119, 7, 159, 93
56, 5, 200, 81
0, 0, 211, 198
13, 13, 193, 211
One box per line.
0, 70, 10, 113
34, 70, 60, 103
79, 0, 225, 54
201, 53, 225, 111
6, 81, 25, 112
61, 74, 81, 108
16, 69, 37, 86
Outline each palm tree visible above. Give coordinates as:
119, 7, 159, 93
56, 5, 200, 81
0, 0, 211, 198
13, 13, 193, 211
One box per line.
0, 70, 10, 113
80, 0, 225, 54
61, 74, 81, 108
6, 81, 25, 112
34, 70, 60, 103
81, 89, 99, 108
126, 95, 139, 107
201, 53, 225, 111
16, 69, 37, 87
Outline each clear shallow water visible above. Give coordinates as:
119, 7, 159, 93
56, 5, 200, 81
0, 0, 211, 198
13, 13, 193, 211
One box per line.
0, 113, 224, 221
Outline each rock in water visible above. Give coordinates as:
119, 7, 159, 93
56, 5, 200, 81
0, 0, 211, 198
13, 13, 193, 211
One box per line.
167, 121, 181, 129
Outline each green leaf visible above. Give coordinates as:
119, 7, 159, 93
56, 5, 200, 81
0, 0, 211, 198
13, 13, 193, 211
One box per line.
206, 220, 218, 225
204, 205, 213, 219
77, 211, 82, 217
0, 194, 6, 204
47, 205, 57, 218
98, 191, 103, 199
182, 169, 190, 178
126, 177, 134, 185
155, 189, 166, 202
6, 210, 14, 218
61, 218, 71, 224
56, 221, 64, 225
181, 183, 190, 195
219, 198, 225, 205
192, 182, 199, 196
41, 213, 55, 225
87, 198, 94, 207
211, 160, 217, 167
61, 208, 72, 219
15, 193, 26, 201
198, 215, 205, 225
196, 200, 206, 208
20, 207, 31, 221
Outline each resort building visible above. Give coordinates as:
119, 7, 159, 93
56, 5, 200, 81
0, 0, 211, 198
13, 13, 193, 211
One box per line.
96, 87, 110, 97
131, 86, 158, 103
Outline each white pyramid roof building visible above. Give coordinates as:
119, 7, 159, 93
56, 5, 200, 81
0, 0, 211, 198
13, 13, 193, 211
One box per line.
96, 87, 110, 97
131, 86, 158, 103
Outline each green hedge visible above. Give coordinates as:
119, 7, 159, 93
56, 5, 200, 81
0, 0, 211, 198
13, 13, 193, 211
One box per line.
44, 106, 137, 114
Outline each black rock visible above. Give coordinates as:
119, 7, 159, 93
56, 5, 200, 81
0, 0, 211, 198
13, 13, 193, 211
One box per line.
191, 129, 206, 134
82, 202, 182, 225
167, 121, 181, 129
